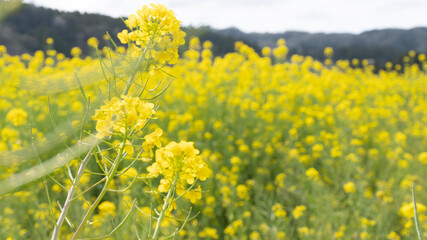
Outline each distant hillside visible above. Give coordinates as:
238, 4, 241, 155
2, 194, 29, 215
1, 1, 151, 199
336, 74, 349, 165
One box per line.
215, 27, 427, 66
0, 3, 124, 55
1, 4, 427, 69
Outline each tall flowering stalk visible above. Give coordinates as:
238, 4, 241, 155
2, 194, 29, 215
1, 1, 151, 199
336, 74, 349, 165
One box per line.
148, 141, 211, 239
51, 4, 210, 240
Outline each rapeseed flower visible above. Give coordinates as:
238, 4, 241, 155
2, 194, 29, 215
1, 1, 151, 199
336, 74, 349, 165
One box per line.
147, 141, 211, 201
198, 227, 219, 239
142, 128, 163, 155
98, 201, 116, 217
6, 108, 27, 126
117, 4, 186, 65
92, 96, 155, 139
292, 205, 307, 219
343, 182, 356, 193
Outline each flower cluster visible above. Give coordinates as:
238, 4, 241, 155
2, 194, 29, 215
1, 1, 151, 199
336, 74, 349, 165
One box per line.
117, 4, 186, 65
398, 202, 427, 235
6, 108, 28, 127
92, 96, 155, 139
147, 141, 211, 203
273, 38, 288, 61
142, 128, 163, 156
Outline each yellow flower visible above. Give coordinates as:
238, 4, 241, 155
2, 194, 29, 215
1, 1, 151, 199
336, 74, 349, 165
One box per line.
298, 227, 313, 236
117, 140, 134, 155
185, 185, 202, 203
399, 202, 426, 218
275, 173, 286, 188
261, 47, 271, 57
124, 14, 138, 29
224, 226, 235, 236
305, 168, 320, 181
119, 167, 138, 181
292, 205, 307, 219
324, 46, 334, 58
334, 231, 344, 238
117, 4, 186, 65
98, 201, 116, 217
386, 231, 400, 240
198, 227, 219, 239
360, 232, 370, 239
250, 231, 261, 240
92, 96, 156, 139
87, 37, 99, 48
419, 152, 427, 164
6, 108, 28, 126
70, 47, 82, 57
273, 38, 288, 60
117, 29, 129, 44
230, 156, 241, 165
276, 231, 286, 239
343, 182, 356, 193
148, 141, 211, 200
361, 217, 375, 227
46, 37, 54, 44
272, 203, 287, 218
142, 128, 163, 154
236, 184, 248, 199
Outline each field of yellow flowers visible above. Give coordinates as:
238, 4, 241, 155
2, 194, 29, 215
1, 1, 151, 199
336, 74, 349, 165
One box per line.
1, 4, 427, 240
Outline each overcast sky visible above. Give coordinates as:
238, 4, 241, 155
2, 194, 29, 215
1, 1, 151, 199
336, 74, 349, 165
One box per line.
24, 0, 427, 33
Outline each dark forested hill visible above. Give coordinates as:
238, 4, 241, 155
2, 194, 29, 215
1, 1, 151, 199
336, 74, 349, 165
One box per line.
0, 3, 124, 55
217, 27, 427, 66
1, 3, 427, 68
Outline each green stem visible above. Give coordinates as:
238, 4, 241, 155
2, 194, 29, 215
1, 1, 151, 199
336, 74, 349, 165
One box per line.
122, 28, 159, 96
71, 133, 129, 239
413, 184, 424, 240
51, 145, 95, 240
122, 53, 145, 96
152, 174, 179, 240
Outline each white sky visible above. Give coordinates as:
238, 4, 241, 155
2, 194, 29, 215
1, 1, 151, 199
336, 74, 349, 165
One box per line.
24, 0, 427, 33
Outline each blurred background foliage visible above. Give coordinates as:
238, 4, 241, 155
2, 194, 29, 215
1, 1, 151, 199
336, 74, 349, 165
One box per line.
0, 0, 21, 24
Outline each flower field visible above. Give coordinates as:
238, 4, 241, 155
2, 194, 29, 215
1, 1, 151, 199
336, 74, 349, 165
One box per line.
1, 4, 427, 240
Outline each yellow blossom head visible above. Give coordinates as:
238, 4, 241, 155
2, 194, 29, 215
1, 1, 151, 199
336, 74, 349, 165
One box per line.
6, 108, 28, 126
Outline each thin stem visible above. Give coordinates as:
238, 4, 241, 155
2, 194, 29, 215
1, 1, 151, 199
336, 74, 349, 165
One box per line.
78, 200, 136, 240
51, 144, 95, 240
122, 47, 148, 96
71, 132, 129, 239
163, 207, 193, 239
413, 184, 424, 240
152, 174, 179, 240
122, 29, 158, 96
70, 177, 106, 202
29, 126, 56, 226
